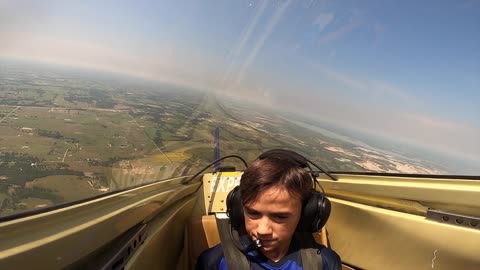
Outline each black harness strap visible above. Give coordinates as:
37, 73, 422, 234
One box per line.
216, 216, 323, 270
296, 233, 324, 270
216, 216, 250, 270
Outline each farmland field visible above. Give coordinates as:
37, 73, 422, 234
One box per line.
0, 61, 447, 217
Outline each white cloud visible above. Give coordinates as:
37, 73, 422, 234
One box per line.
255, 62, 480, 163
284, 92, 480, 164
394, 113, 480, 161
313, 13, 334, 33
218, 0, 269, 87
0, 32, 226, 91
309, 62, 414, 103
367, 79, 414, 102
317, 11, 362, 45
232, 0, 293, 87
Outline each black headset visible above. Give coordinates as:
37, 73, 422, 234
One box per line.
226, 149, 331, 233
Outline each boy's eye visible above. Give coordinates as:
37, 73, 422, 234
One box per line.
246, 211, 261, 218
273, 215, 288, 221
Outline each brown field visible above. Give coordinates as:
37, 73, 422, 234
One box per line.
27, 175, 104, 202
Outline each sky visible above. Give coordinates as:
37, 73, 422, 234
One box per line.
0, 0, 479, 165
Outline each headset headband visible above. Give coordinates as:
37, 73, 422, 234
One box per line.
258, 149, 319, 191
257, 149, 309, 168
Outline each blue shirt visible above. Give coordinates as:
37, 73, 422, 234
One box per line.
196, 240, 342, 270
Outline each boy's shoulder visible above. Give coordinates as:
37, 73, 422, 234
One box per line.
318, 245, 342, 270
195, 244, 226, 270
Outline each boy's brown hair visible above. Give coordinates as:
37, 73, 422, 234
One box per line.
239, 157, 313, 206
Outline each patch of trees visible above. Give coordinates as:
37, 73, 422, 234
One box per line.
153, 129, 165, 146
0, 152, 84, 186
37, 129, 79, 143
88, 89, 108, 98
37, 129, 63, 139
16, 186, 64, 204
95, 99, 116, 109
0, 197, 15, 212
64, 95, 95, 104
0, 100, 23, 106
92, 173, 109, 187
64, 138, 79, 144
128, 108, 166, 123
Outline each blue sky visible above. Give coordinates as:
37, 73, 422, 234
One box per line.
0, 0, 479, 163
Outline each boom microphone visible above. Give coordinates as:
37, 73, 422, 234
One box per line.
243, 239, 262, 254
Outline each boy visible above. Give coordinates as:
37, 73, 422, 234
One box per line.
196, 150, 341, 269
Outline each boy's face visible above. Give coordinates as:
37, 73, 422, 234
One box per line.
243, 185, 302, 261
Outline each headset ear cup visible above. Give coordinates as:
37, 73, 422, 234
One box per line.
315, 195, 331, 231
226, 186, 244, 230
297, 192, 331, 232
